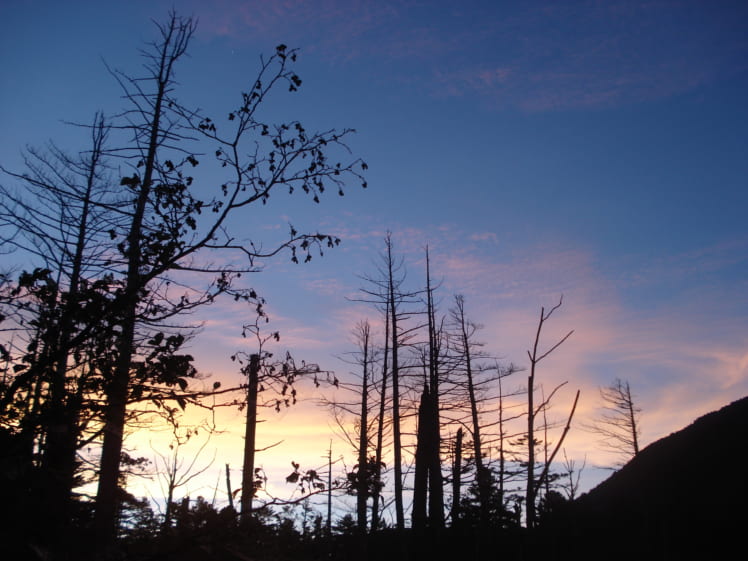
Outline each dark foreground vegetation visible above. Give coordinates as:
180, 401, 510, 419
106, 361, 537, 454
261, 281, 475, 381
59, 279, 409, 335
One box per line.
2, 396, 745, 560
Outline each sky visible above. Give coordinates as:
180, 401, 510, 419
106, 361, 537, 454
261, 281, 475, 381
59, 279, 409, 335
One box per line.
1, 0, 747, 520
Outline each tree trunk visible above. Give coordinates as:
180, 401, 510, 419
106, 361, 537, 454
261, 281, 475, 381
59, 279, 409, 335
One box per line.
525, 300, 573, 529
42, 114, 107, 548
240, 354, 260, 523
356, 323, 370, 533
497, 370, 506, 506
412, 386, 429, 531
454, 295, 489, 526
94, 18, 192, 545
226, 464, 234, 510
425, 251, 444, 529
387, 240, 405, 531
625, 381, 640, 455
451, 428, 463, 524
371, 308, 389, 531
526, 320, 539, 529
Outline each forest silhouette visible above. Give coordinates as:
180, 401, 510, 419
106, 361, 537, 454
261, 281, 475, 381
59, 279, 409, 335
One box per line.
1, 12, 745, 561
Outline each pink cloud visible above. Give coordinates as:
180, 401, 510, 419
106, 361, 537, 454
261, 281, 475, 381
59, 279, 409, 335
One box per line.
152, 215, 748, 497
469, 231, 500, 243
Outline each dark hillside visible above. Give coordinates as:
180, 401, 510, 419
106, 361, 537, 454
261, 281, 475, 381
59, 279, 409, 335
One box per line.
543, 396, 748, 560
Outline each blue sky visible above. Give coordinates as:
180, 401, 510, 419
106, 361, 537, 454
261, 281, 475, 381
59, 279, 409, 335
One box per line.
2, 0, 747, 510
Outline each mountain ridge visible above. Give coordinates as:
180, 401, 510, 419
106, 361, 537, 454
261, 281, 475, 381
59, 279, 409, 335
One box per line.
544, 395, 748, 559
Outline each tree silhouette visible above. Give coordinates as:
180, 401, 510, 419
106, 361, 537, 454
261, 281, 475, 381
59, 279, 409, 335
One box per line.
233, 317, 335, 524
412, 247, 445, 531
1, 12, 366, 553
449, 294, 491, 526
85, 13, 365, 545
151, 410, 217, 534
356, 234, 420, 531
585, 378, 641, 467
0, 113, 123, 551
524, 297, 576, 529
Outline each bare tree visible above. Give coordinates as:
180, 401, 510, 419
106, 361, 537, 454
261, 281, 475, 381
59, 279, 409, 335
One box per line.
559, 449, 586, 500
495, 362, 523, 516
88, 13, 365, 544
321, 315, 395, 535
152, 410, 217, 533
386, 236, 407, 531
0, 113, 120, 549
450, 427, 463, 523
234, 318, 334, 525
354, 321, 373, 533
356, 234, 420, 531
449, 294, 492, 525
412, 247, 445, 531
524, 297, 576, 529
587, 378, 641, 467
320, 320, 379, 533
371, 310, 389, 531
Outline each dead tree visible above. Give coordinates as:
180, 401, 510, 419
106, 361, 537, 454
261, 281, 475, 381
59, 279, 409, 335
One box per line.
449, 294, 491, 526
524, 297, 575, 529
152, 411, 216, 533
412, 247, 445, 530
412, 384, 430, 530
451, 427, 464, 523
240, 354, 261, 523
355, 321, 372, 533
90, 13, 365, 544
387, 237, 406, 531
495, 362, 521, 512
0, 113, 118, 547
356, 234, 420, 531
586, 378, 641, 467
371, 309, 389, 531
559, 449, 586, 500
235, 319, 334, 525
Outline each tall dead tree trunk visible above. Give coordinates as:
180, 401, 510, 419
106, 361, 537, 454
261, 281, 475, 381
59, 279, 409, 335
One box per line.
240, 354, 260, 523
21, 114, 111, 548
371, 308, 388, 531
525, 298, 574, 529
356, 322, 370, 533
94, 17, 195, 544
452, 294, 490, 526
424, 249, 444, 529
451, 428, 463, 524
412, 385, 430, 531
387, 237, 405, 531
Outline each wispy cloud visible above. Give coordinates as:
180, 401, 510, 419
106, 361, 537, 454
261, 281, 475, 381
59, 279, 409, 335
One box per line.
189, 0, 747, 111
194, 217, 748, 412
179, 212, 748, 495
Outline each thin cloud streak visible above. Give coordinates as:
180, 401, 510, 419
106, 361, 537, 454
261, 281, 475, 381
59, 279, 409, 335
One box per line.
137, 219, 747, 498
192, 0, 747, 111
189, 215, 747, 452
296, 223, 745, 450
